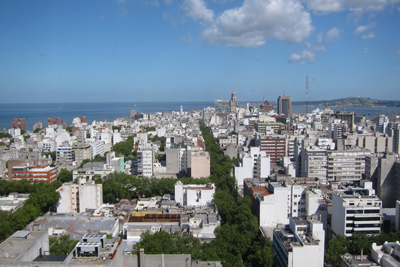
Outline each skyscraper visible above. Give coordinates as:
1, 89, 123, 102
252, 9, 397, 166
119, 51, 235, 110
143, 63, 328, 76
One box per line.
277, 95, 292, 117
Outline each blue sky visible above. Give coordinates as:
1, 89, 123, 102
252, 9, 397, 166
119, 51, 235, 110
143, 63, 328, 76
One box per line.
0, 0, 399, 103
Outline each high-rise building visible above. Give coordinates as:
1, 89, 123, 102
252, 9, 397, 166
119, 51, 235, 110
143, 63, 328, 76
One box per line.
137, 149, 153, 177
47, 116, 61, 127
335, 111, 354, 132
277, 95, 292, 118
257, 134, 287, 163
11, 117, 26, 131
214, 99, 230, 113
229, 91, 238, 113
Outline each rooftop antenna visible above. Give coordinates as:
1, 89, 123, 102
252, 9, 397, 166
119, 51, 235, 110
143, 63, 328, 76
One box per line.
306, 75, 309, 114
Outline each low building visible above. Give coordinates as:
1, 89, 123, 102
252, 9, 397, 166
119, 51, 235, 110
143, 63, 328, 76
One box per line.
273, 216, 325, 267
57, 180, 103, 214
175, 181, 215, 207
10, 163, 57, 183
331, 181, 382, 237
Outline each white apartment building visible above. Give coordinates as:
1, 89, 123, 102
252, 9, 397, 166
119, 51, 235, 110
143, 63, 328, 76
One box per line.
137, 149, 153, 177
331, 181, 382, 237
234, 147, 271, 190
273, 216, 325, 267
91, 140, 105, 158
56, 180, 103, 213
174, 181, 215, 207
244, 179, 327, 228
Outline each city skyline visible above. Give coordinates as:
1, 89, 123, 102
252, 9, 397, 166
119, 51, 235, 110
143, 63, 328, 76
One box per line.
1, 0, 399, 103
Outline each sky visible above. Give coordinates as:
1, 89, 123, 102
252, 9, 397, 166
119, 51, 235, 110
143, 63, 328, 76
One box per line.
0, 0, 399, 103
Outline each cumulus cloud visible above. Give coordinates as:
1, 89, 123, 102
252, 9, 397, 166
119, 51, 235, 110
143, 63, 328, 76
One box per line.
183, 0, 214, 24
201, 0, 314, 47
287, 50, 316, 64
362, 33, 375, 39
288, 27, 341, 64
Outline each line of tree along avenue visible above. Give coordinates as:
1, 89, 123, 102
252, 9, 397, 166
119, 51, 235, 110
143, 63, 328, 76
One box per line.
133, 123, 274, 267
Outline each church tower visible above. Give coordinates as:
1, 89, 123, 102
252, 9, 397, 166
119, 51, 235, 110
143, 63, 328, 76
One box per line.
230, 91, 238, 113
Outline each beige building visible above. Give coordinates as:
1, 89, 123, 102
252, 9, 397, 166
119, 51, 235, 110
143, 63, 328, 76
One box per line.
72, 141, 93, 164
327, 149, 371, 182
189, 148, 210, 179
57, 181, 103, 213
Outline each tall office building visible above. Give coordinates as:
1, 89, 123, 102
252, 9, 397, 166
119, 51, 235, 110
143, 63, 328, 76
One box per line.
277, 95, 292, 118
11, 117, 26, 131
229, 91, 238, 113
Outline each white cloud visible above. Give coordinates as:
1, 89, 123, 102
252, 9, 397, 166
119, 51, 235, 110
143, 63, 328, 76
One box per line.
287, 50, 316, 64
363, 48, 372, 53
306, 0, 344, 13
362, 33, 375, 39
355, 22, 375, 33
326, 27, 341, 41
306, 0, 400, 14
183, 0, 214, 24
289, 27, 340, 64
202, 0, 314, 47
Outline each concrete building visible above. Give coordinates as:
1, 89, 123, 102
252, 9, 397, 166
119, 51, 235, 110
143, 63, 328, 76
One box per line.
371, 241, 400, 267
375, 153, 400, 208
257, 134, 287, 163
189, 149, 210, 179
214, 99, 230, 113
137, 149, 153, 177
0, 231, 49, 265
335, 111, 354, 132
277, 95, 292, 118
57, 181, 103, 213
166, 147, 188, 177
56, 146, 73, 163
72, 141, 93, 164
331, 181, 382, 237
174, 181, 215, 207
327, 149, 371, 183
301, 148, 327, 183
11, 117, 26, 131
273, 216, 325, 267
91, 140, 105, 158
234, 147, 270, 190
229, 91, 238, 113
9, 163, 57, 183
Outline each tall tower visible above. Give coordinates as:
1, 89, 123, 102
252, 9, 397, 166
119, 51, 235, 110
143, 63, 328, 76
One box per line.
230, 91, 238, 113
277, 95, 292, 118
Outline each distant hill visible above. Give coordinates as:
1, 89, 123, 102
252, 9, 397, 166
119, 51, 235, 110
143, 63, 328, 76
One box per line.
292, 97, 400, 107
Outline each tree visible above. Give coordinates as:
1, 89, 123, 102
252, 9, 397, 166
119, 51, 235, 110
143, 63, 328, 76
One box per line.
133, 231, 202, 258
58, 169, 73, 183
33, 127, 41, 133
49, 235, 79, 255
325, 235, 348, 264
44, 151, 56, 162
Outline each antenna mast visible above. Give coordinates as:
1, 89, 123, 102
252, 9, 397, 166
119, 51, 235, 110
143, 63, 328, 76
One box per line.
306, 75, 309, 114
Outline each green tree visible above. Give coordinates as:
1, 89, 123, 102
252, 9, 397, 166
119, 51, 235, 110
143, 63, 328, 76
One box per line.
33, 127, 41, 133
49, 234, 79, 255
133, 231, 202, 258
44, 151, 56, 162
58, 169, 73, 183
325, 235, 349, 264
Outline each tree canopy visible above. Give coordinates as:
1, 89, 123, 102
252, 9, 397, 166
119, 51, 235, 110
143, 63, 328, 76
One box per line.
49, 234, 79, 255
